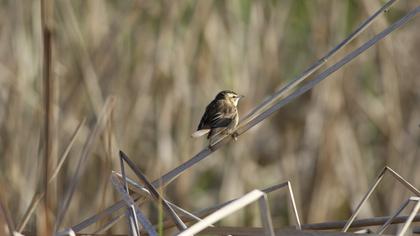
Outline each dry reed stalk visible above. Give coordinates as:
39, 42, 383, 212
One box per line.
40, 0, 55, 234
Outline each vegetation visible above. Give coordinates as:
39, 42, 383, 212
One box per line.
0, 0, 419, 235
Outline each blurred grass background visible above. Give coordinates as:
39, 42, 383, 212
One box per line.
0, 0, 419, 234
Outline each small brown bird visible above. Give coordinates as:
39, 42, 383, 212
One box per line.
192, 90, 244, 146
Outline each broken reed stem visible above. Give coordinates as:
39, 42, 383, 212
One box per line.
40, 0, 54, 233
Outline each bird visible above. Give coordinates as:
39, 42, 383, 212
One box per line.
192, 90, 244, 147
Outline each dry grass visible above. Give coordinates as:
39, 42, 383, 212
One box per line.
0, 0, 419, 235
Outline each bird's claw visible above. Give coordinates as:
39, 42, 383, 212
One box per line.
231, 132, 238, 141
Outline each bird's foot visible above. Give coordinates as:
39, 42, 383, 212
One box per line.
208, 138, 215, 151
231, 132, 238, 141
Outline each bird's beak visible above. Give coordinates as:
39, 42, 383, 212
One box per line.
239, 95, 245, 99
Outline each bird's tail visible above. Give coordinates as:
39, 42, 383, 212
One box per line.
191, 129, 210, 138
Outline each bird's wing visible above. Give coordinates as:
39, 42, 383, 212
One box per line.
197, 100, 235, 130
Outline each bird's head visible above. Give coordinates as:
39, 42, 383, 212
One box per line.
215, 90, 244, 107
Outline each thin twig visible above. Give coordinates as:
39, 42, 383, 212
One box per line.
50, 119, 87, 183
287, 181, 301, 229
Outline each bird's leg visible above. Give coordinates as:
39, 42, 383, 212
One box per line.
208, 143, 214, 151
208, 136, 215, 151
231, 132, 238, 141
